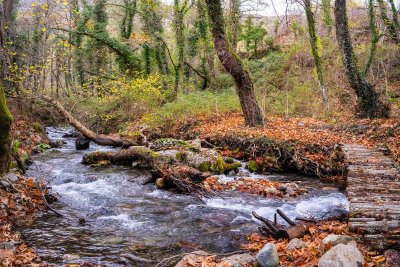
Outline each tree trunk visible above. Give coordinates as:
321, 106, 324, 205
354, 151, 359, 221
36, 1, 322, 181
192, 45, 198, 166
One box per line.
205, 0, 264, 126
0, 86, 12, 176
304, 0, 329, 106
228, 0, 240, 51
334, 0, 389, 118
43, 96, 137, 147
377, 0, 399, 43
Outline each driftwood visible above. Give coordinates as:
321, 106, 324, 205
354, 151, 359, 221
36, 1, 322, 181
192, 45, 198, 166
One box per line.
253, 209, 314, 240
43, 96, 136, 147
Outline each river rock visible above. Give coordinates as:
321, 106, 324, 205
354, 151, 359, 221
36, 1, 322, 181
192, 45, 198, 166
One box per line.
286, 238, 307, 250
216, 253, 257, 267
62, 254, 80, 262
175, 251, 209, 267
0, 242, 15, 250
318, 243, 364, 267
384, 249, 400, 267
3, 173, 19, 183
256, 243, 279, 267
322, 234, 354, 251
76, 136, 90, 150
49, 140, 65, 148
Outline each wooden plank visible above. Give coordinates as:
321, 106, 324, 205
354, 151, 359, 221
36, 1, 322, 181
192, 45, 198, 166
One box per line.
343, 144, 400, 250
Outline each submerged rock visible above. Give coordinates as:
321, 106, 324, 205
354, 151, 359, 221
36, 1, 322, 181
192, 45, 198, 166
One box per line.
76, 136, 90, 150
318, 243, 364, 267
256, 243, 279, 267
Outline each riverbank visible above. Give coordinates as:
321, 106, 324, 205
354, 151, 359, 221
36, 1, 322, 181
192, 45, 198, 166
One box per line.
3, 105, 400, 266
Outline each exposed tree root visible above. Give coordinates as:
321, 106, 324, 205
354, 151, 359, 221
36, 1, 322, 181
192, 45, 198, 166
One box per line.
205, 134, 346, 180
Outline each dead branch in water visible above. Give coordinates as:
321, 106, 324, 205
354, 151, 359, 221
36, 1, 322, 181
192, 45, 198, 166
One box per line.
253, 210, 314, 240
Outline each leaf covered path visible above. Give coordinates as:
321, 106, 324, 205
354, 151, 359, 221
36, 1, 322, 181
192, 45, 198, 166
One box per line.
343, 144, 400, 250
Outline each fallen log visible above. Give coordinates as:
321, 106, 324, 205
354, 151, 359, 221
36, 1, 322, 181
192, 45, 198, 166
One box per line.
82, 146, 161, 167
42, 96, 136, 147
253, 210, 314, 240
83, 147, 211, 196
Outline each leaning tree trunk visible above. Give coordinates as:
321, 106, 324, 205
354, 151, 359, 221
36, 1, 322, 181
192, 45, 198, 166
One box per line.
334, 0, 389, 118
0, 86, 12, 176
205, 0, 264, 126
43, 96, 137, 147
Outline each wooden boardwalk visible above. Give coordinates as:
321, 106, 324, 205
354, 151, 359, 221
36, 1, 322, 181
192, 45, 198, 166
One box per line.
343, 144, 400, 250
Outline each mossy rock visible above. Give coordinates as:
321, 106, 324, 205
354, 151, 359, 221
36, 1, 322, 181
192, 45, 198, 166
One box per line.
198, 161, 211, 172
151, 138, 200, 152
91, 160, 111, 167
247, 160, 260, 173
176, 152, 187, 161
223, 157, 235, 164
211, 155, 226, 174
225, 162, 242, 172
33, 122, 44, 133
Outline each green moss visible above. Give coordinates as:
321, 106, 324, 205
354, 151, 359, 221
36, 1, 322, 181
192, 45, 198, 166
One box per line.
176, 152, 187, 161
247, 160, 260, 173
198, 161, 211, 172
38, 143, 51, 150
211, 155, 226, 174
33, 122, 44, 133
225, 162, 242, 172
91, 160, 111, 167
224, 157, 235, 164
9, 161, 18, 169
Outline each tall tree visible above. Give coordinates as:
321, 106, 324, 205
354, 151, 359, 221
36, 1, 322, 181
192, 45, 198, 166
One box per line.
387, 0, 400, 35
0, 86, 12, 176
334, 0, 389, 118
0, 0, 15, 176
364, 0, 379, 75
227, 0, 240, 51
321, 0, 333, 34
173, 0, 190, 94
205, 0, 263, 126
303, 0, 328, 105
377, 0, 399, 42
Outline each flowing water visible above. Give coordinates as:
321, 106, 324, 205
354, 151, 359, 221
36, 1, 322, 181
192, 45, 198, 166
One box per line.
19, 127, 349, 266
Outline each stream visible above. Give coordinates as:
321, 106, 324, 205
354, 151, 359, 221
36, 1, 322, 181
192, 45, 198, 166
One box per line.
19, 127, 349, 266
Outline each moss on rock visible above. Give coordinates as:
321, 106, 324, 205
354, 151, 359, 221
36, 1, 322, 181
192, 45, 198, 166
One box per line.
247, 160, 260, 173
198, 161, 211, 172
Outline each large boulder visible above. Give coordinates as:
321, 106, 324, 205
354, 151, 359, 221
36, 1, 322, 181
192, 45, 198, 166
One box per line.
256, 243, 279, 267
318, 243, 364, 267
76, 135, 90, 150
322, 234, 354, 252
216, 253, 257, 267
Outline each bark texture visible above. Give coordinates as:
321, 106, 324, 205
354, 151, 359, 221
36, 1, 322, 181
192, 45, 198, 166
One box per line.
334, 0, 389, 118
43, 96, 136, 147
0, 86, 12, 176
205, 0, 264, 126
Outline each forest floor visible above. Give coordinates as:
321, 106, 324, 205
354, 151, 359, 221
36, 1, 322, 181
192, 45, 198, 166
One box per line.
2, 105, 400, 266
160, 113, 398, 267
